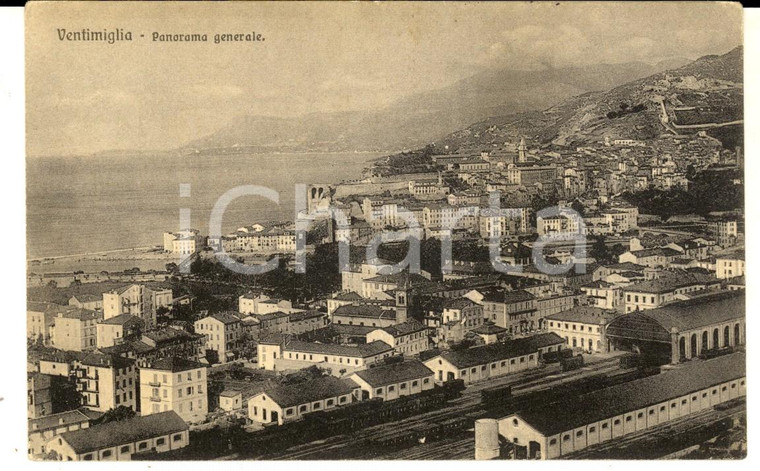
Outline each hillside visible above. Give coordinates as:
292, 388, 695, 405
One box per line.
182, 60, 688, 154
438, 46, 743, 151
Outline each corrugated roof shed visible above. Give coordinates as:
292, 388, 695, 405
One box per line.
353, 360, 434, 387
513, 352, 745, 436
262, 376, 358, 408
59, 411, 188, 454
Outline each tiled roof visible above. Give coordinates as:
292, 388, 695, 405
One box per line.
251, 311, 290, 321
438, 333, 564, 368
545, 306, 621, 325
142, 328, 202, 345
145, 356, 205, 373
29, 409, 91, 433
210, 312, 242, 325
514, 352, 745, 436
630, 247, 681, 258
363, 273, 430, 286
80, 353, 135, 369
27, 301, 61, 313
261, 376, 358, 408
333, 304, 397, 320
443, 297, 477, 310
581, 280, 613, 289
333, 292, 364, 301
624, 271, 719, 294
50, 306, 102, 321
483, 289, 535, 304
288, 311, 325, 322
603, 262, 646, 272
99, 314, 145, 327
471, 324, 507, 335
59, 411, 188, 454
219, 390, 242, 398
353, 360, 434, 387
284, 339, 393, 358
70, 294, 102, 303
376, 319, 426, 338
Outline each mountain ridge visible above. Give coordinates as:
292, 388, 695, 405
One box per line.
182, 59, 691, 154
436, 46, 743, 151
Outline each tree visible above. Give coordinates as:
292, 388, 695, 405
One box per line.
589, 236, 611, 263
570, 200, 586, 217
50, 376, 83, 413
92, 405, 136, 425
165, 262, 179, 273
205, 349, 219, 365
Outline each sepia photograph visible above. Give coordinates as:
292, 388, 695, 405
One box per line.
22, 0, 746, 462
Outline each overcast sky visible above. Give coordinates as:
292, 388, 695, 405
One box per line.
26, 1, 743, 156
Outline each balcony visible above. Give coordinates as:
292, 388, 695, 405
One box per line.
150, 396, 161, 403
149, 381, 161, 387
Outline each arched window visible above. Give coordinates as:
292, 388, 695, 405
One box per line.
724, 326, 730, 346
702, 331, 708, 351
734, 323, 741, 345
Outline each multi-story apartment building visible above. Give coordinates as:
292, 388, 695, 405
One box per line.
580, 280, 624, 310
716, 249, 745, 279
194, 312, 242, 363
421, 204, 478, 231
139, 357, 208, 423
287, 310, 329, 335
68, 295, 103, 311
96, 314, 144, 348
366, 320, 429, 356
545, 306, 620, 353
478, 208, 529, 239
74, 353, 138, 413
27, 372, 53, 419
707, 218, 739, 247
506, 164, 559, 186
102, 284, 173, 330
163, 229, 206, 255
27, 301, 60, 343
537, 214, 585, 237
482, 289, 540, 336
49, 307, 103, 352
623, 271, 721, 313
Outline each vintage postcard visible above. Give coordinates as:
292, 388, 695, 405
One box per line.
24, 0, 745, 461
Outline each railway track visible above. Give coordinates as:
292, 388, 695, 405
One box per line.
264, 356, 627, 460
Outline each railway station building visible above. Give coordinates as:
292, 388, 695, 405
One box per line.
605, 291, 744, 364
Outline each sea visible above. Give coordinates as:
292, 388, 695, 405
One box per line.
27, 152, 383, 260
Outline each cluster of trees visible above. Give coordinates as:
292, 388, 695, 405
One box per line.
588, 236, 628, 264
622, 167, 743, 220
189, 242, 344, 303
383, 144, 436, 175
606, 102, 647, 119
